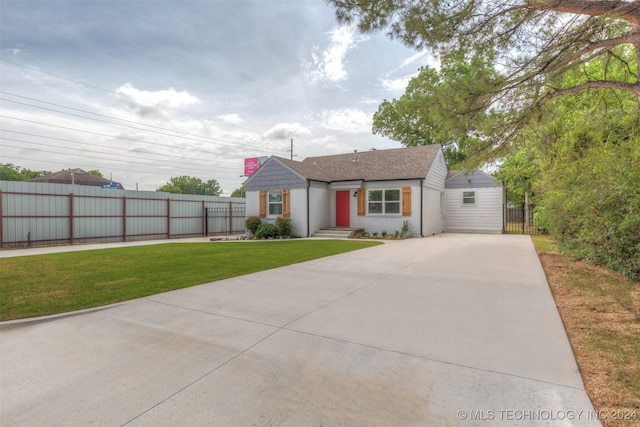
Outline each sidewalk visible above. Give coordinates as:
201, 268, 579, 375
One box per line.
0, 236, 238, 258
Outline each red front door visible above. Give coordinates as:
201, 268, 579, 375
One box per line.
336, 190, 350, 227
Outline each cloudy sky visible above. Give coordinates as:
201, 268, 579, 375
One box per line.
0, 0, 434, 194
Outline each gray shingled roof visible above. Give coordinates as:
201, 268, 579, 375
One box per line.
28, 168, 125, 189
275, 145, 442, 182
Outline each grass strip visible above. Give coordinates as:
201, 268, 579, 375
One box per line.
532, 235, 640, 427
0, 240, 381, 321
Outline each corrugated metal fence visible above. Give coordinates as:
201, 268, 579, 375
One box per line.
0, 181, 246, 248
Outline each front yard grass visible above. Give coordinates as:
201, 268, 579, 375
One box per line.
532, 235, 640, 427
0, 240, 381, 321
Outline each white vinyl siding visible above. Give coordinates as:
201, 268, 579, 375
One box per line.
445, 187, 503, 233
422, 149, 448, 236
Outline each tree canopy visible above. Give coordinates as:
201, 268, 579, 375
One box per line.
372, 59, 498, 167
495, 56, 639, 280
231, 186, 246, 198
156, 176, 222, 196
328, 0, 640, 155
0, 164, 51, 181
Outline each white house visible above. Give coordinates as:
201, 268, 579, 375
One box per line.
244, 145, 503, 237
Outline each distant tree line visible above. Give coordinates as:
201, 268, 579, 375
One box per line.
1, 165, 249, 199
0, 164, 51, 181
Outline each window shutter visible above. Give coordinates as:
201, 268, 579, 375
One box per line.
259, 190, 266, 218
402, 187, 411, 216
283, 189, 290, 218
357, 188, 365, 216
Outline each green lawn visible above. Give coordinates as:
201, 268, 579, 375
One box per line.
530, 234, 559, 253
0, 240, 381, 321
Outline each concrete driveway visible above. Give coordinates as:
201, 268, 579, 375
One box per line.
0, 234, 598, 426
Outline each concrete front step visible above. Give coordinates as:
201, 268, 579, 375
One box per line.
311, 228, 364, 238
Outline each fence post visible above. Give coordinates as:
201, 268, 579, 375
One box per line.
0, 189, 3, 248
167, 198, 171, 239
202, 200, 206, 237
229, 201, 233, 236
502, 188, 506, 234
204, 204, 209, 236
69, 193, 74, 245
123, 196, 127, 242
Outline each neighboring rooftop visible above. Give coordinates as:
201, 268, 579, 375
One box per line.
28, 168, 124, 189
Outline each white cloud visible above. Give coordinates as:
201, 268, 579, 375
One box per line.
358, 97, 381, 105
263, 122, 312, 140
304, 26, 368, 84
5, 47, 26, 56
379, 75, 414, 93
378, 49, 440, 94
320, 109, 371, 134
114, 83, 201, 117
215, 113, 244, 125
397, 50, 430, 71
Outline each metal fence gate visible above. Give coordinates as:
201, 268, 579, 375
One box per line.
503, 203, 543, 235
205, 204, 246, 236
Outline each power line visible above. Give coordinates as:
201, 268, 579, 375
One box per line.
0, 115, 267, 159
0, 140, 241, 175
0, 59, 266, 134
1, 129, 243, 168
0, 97, 276, 155
0, 137, 241, 173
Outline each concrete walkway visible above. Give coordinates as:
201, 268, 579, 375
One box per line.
0, 234, 598, 426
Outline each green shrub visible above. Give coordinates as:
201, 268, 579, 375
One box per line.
275, 217, 294, 238
538, 138, 640, 281
245, 216, 262, 235
254, 223, 278, 239
399, 220, 416, 238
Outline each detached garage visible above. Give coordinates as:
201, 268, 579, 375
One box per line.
445, 170, 503, 234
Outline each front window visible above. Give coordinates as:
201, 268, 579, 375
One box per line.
463, 191, 476, 205
268, 190, 282, 215
368, 189, 400, 214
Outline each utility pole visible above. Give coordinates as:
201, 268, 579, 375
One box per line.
290, 138, 293, 160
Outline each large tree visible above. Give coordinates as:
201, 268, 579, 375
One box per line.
497, 53, 639, 279
328, 0, 640, 152
372, 59, 499, 167
157, 176, 222, 196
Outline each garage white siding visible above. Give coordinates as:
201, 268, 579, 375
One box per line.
422, 149, 447, 236
424, 149, 447, 190
445, 187, 503, 233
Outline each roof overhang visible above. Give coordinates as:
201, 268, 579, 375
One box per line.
327, 180, 363, 190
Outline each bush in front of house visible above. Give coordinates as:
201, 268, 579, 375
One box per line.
275, 217, 294, 238
245, 216, 262, 235
254, 223, 278, 239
